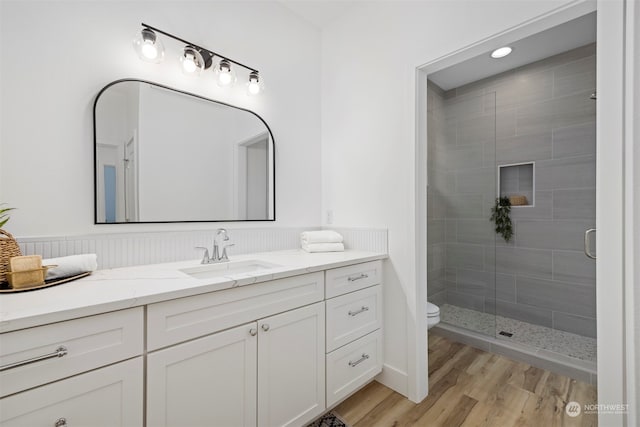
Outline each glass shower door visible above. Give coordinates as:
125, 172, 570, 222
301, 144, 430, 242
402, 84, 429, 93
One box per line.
427, 87, 497, 337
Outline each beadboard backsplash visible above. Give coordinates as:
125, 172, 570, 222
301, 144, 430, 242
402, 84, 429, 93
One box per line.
17, 227, 388, 270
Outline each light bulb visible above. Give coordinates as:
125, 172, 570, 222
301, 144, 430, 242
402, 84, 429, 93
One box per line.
133, 28, 164, 63
491, 46, 512, 59
180, 47, 203, 76
141, 42, 158, 60
214, 59, 236, 87
246, 71, 263, 96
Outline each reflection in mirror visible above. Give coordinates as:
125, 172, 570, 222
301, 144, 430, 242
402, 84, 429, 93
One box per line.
94, 80, 275, 223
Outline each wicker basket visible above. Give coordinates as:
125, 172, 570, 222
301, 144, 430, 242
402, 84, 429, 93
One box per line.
509, 195, 528, 206
0, 229, 22, 284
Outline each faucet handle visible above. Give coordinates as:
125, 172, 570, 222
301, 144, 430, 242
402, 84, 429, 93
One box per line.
195, 246, 211, 264
220, 243, 235, 261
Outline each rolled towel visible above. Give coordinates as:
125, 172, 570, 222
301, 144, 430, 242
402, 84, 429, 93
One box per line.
300, 230, 343, 244
301, 242, 345, 253
43, 254, 98, 280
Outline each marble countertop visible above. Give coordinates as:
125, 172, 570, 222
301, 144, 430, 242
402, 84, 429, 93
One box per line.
0, 249, 387, 333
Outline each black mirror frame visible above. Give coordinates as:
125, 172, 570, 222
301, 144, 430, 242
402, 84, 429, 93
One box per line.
93, 79, 276, 224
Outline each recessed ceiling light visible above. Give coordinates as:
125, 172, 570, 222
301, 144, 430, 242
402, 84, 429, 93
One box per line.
491, 46, 513, 59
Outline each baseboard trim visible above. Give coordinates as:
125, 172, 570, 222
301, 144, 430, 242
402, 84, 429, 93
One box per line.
375, 363, 408, 396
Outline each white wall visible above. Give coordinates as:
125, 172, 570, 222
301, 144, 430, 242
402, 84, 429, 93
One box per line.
320, 0, 577, 400
0, 0, 321, 236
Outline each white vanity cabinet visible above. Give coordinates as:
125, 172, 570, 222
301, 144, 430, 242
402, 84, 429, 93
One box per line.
0, 254, 385, 427
146, 273, 326, 427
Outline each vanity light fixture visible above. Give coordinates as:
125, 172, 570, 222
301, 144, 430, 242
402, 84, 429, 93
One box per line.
491, 46, 513, 59
133, 28, 165, 63
134, 23, 261, 95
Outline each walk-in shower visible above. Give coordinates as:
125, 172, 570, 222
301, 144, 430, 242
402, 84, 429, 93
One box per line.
426, 39, 597, 378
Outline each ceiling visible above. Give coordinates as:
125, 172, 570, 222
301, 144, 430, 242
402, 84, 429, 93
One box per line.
429, 11, 596, 90
278, 1, 361, 29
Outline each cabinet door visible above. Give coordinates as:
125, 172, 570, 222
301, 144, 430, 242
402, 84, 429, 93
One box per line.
258, 302, 325, 427
0, 358, 143, 427
147, 322, 258, 427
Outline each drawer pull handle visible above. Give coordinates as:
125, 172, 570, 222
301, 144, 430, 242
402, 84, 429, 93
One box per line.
348, 306, 370, 316
261, 324, 270, 332
0, 346, 68, 372
348, 353, 370, 367
55, 418, 67, 427
348, 273, 369, 282
249, 328, 257, 337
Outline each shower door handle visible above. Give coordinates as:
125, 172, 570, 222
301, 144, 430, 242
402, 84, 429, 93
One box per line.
584, 228, 596, 259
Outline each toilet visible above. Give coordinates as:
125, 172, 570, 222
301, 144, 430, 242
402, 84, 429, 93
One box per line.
427, 301, 440, 329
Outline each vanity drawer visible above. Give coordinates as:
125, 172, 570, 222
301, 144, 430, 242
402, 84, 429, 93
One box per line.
325, 260, 382, 299
326, 329, 382, 407
326, 285, 382, 352
0, 307, 143, 397
0, 357, 143, 427
147, 272, 324, 350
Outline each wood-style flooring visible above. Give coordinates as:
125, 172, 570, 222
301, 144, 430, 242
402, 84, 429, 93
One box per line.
334, 332, 597, 427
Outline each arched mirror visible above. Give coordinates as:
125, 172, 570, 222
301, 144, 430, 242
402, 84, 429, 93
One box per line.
94, 80, 275, 223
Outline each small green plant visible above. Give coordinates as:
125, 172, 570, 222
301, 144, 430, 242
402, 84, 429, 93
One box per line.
0, 204, 15, 228
490, 197, 513, 242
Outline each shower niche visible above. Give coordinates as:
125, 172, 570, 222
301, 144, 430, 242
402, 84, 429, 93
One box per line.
498, 162, 534, 207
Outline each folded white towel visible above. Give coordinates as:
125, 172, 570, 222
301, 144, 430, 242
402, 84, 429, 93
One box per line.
301, 242, 345, 253
43, 254, 98, 280
301, 230, 343, 244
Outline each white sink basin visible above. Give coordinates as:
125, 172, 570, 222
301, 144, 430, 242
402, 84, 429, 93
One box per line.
180, 260, 282, 280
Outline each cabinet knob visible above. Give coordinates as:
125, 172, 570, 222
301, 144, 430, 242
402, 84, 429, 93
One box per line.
54, 418, 67, 427
249, 328, 257, 336
261, 324, 270, 332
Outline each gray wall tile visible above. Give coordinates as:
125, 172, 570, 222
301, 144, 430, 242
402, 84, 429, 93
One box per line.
516, 276, 596, 317
446, 243, 485, 270
553, 188, 595, 220
493, 273, 517, 302
446, 194, 484, 218
457, 268, 491, 296
515, 220, 595, 251
457, 115, 495, 145
515, 68, 554, 105
553, 122, 596, 159
427, 219, 446, 244
552, 312, 597, 338
496, 132, 552, 164
495, 247, 553, 279
535, 155, 596, 190
553, 250, 596, 285
447, 291, 486, 311
457, 219, 494, 245
456, 167, 495, 193
486, 299, 553, 328
553, 55, 596, 98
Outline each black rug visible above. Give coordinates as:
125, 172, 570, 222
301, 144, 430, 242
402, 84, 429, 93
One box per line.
307, 412, 349, 427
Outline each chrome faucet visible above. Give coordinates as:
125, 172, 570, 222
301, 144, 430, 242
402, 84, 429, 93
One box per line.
196, 228, 234, 264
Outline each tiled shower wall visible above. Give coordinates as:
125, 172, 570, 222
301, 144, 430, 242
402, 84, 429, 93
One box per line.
427, 43, 596, 338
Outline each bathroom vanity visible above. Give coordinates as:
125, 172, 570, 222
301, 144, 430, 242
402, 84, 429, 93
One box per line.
0, 250, 385, 427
